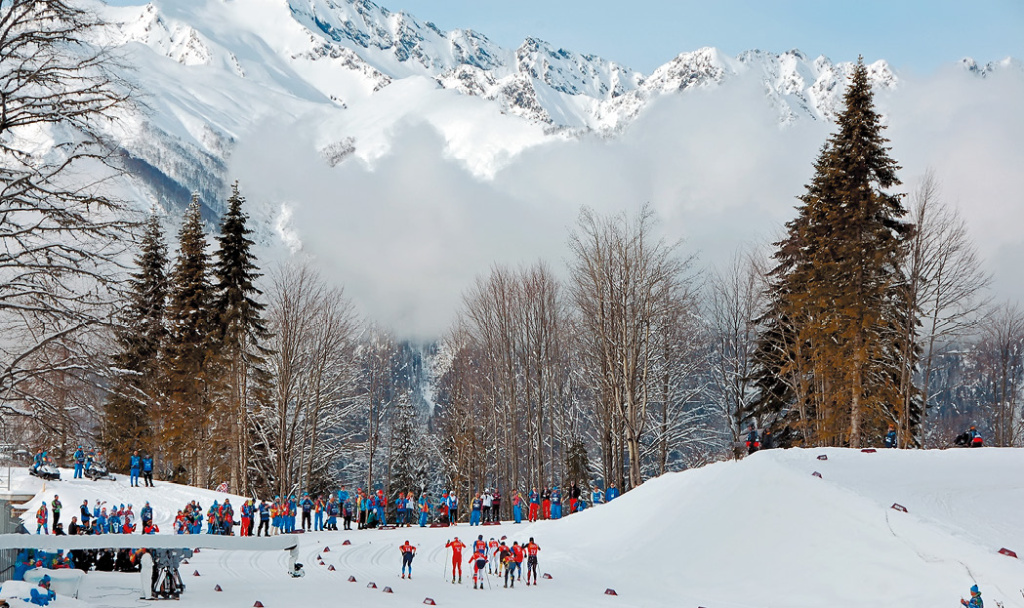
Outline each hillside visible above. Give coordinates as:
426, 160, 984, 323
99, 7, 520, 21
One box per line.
9, 447, 1024, 607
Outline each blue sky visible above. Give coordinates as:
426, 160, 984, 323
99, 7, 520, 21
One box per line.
392, 0, 1023, 74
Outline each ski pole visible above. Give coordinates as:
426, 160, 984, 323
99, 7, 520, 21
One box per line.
442, 544, 448, 581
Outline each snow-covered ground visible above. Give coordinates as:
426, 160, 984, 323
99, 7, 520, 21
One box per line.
8, 448, 1024, 607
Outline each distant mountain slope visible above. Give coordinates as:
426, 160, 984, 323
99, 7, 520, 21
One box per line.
71, 0, 1018, 221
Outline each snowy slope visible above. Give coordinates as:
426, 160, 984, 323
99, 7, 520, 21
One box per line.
8, 448, 1024, 607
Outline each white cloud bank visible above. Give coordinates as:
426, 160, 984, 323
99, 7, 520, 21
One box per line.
230, 67, 1024, 339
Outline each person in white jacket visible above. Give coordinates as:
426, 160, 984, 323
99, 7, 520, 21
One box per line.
138, 550, 154, 600
481, 491, 493, 523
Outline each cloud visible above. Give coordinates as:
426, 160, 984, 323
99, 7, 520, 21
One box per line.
229, 66, 1024, 338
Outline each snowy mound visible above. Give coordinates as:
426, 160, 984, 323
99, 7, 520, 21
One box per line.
10, 449, 1024, 607
14, 466, 249, 533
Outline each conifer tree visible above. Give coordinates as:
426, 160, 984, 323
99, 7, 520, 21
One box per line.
102, 213, 168, 470
749, 58, 920, 447
213, 182, 270, 494
163, 196, 222, 484
388, 392, 428, 501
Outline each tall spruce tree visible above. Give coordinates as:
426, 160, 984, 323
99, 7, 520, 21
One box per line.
102, 213, 168, 470
213, 182, 270, 495
749, 58, 920, 447
163, 196, 222, 485
388, 392, 429, 502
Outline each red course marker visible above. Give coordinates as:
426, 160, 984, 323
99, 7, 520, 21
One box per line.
999, 548, 1018, 558
423, 599, 437, 605
605, 588, 618, 596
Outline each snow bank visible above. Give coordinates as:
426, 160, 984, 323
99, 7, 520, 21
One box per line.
8, 448, 1024, 608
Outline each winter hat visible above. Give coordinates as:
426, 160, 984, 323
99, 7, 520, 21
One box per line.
971, 585, 980, 595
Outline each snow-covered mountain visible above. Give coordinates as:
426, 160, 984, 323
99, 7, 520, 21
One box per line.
74, 0, 1017, 221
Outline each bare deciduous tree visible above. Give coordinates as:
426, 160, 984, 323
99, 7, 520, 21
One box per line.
568, 204, 692, 489
257, 262, 360, 496
974, 303, 1024, 447
705, 250, 767, 456
901, 172, 992, 446
0, 1, 135, 426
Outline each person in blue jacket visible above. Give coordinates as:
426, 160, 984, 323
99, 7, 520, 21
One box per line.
80, 500, 91, 528
142, 453, 154, 487
605, 483, 619, 502
418, 494, 431, 527
73, 446, 85, 479
550, 487, 562, 519
961, 584, 983, 607
470, 493, 482, 526
129, 451, 141, 487
745, 423, 760, 455
884, 424, 897, 448
141, 502, 153, 529
300, 493, 314, 532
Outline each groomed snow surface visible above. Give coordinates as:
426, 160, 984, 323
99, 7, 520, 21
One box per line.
11, 447, 1024, 607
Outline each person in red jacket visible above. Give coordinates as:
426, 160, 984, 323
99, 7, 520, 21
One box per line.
511, 541, 524, 582
445, 537, 466, 583
399, 540, 416, 579
525, 537, 541, 585
469, 547, 488, 590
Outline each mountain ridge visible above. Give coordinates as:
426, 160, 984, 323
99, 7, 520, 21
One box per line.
73, 0, 1024, 220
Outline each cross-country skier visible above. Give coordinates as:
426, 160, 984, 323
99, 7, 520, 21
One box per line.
469, 546, 488, 590
445, 537, 466, 583
884, 424, 897, 448
487, 537, 500, 573
961, 584, 983, 607
473, 534, 487, 563
499, 541, 515, 587
399, 540, 416, 579
525, 537, 540, 585
511, 541, 524, 582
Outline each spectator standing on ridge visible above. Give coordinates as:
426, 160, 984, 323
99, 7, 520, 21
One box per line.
884, 424, 898, 448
